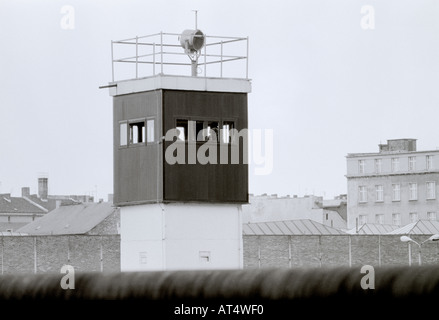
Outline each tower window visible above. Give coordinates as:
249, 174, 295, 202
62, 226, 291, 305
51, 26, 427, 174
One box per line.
147, 119, 155, 143
176, 119, 188, 141
195, 120, 205, 141
120, 118, 155, 146
207, 121, 219, 142
129, 121, 145, 144
222, 121, 236, 144
120, 122, 128, 146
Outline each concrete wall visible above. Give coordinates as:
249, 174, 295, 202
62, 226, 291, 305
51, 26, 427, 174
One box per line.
88, 210, 120, 235
243, 235, 439, 268
2, 233, 439, 273
0, 235, 120, 274
120, 203, 243, 271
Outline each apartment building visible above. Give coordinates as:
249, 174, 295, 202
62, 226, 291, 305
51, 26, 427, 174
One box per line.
346, 139, 439, 229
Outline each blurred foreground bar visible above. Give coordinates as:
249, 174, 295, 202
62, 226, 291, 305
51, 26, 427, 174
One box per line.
0, 266, 438, 317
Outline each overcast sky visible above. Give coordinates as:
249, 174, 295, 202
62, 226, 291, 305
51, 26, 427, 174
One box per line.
1, 0, 439, 201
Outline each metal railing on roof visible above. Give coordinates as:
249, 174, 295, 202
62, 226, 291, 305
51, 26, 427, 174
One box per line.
110, 31, 249, 82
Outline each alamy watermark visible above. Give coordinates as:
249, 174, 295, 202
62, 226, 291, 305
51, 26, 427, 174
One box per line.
60, 264, 75, 290
60, 5, 75, 30
360, 265, 375, 290
163, 125, 274, 176
361, 5, 375, 30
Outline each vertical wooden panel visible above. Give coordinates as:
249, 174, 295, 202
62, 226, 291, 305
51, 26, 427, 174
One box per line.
113, 90, 163, 206
163, 90, 248, 203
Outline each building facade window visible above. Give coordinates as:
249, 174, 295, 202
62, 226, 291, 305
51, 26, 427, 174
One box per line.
427, 181, 436, 200
427, 212, 437, 221
426, 155, 434, 170
408, 156, 416, 171
409, 212, 419, 223
358, 186, 367, 203
120, 122, 128, 146
146, 119, 155, 143
176, 119, 188, 141
222, 121, 236, 144
359, 214, 367, 225
374, 159, 382, 174
391, 158, 399, 172
392, 184, 401, 201
375, 214, 384, 224
129, 120, 145, 144
120, 118, 155, 146
409, 183, 418, 201
375, 185, 384, 202
392, 213, 401, 226
358, 160, 365, 174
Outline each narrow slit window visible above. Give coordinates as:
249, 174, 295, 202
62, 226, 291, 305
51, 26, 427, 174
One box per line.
196, 120, 205, 141
176, 119, 188, 141
207, 121, 219, 142
199, 251, 211, 263
129, 121, 145, 144
120, 122, 128, 146
222, 121, 235, 144
147, 119, 155, 143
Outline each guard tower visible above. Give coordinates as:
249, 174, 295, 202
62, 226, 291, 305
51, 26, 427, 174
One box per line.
102, 29, 251, 271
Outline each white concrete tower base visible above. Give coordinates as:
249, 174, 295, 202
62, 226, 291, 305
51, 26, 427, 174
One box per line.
120, 203, 243, 271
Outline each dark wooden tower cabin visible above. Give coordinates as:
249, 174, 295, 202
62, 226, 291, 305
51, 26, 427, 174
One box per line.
103, 30, 251, 271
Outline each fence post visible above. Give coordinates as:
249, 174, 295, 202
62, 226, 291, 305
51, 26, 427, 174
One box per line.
100, 236, 103, 272
1, 237, 3, 275
257, 236, 261, 268
288, 236, 292, 268
34, 237, 37, 274
378, 235, 381, 266
348, 235, 352, 267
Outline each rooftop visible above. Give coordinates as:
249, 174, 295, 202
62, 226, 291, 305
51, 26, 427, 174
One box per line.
387, 220, 439, 235
345, 223, 400, 235
347, 138, 439, 157
103, 31, 251, 96
0, 194, 47, 214
242, 219, 346, 236
16, 202, 119, 235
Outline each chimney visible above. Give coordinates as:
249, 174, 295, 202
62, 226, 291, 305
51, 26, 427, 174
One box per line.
22, 187, 30, 198
38, 175, 48, 200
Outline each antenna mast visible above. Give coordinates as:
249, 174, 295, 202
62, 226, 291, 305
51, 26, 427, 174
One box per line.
193, 10, 198, 29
